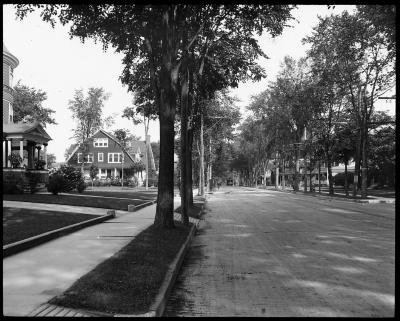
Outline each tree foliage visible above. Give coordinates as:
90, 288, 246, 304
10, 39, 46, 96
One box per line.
12, 81, 56, 126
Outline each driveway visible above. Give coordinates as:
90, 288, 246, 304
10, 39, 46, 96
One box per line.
164, 187, 395, 317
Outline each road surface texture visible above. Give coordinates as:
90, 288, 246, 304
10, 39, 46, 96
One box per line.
164, 187, 395, 317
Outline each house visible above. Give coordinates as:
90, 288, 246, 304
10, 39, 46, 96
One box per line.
3, 42, 52, 192
65, 129, 156, 183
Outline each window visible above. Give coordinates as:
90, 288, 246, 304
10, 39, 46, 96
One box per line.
77, 153, 82, 163
98, 153, 104, 162
87, 153, 93, 163
9, 104, 13, 123
9, 67, 13, 86
108, 153, 122, 163
94, 138, 108, 147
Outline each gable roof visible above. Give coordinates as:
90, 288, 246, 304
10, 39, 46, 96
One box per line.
3, 121, 52, 141
65, 129, 140, 164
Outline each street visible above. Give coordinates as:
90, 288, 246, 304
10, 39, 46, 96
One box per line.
164, 186, 395, 317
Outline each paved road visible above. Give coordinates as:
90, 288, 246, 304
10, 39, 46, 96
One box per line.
164, 187, 395, 317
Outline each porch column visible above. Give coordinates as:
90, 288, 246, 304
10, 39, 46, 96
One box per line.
3, 140, 6, 167
28, 142, 34, 169
19, 140, 24, 167
43, 144, 47, 169
98, 167, 101, 179
7, 139, 12, 167
114, 167, 117, 178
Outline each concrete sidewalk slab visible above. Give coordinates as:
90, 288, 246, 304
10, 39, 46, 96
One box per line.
3, 192, 201, 317
3, 204, 156, 316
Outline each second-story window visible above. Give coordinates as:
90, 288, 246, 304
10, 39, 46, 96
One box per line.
98, 153, 104, 162
77, 153, 82, 163
94, 138, 108, 147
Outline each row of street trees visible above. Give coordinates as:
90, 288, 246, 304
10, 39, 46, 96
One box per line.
233, 5, 396, 198
15, 4, 296, 228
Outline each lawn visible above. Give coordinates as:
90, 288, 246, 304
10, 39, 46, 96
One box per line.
3, 193, 154, 211
49, 221, 192, 315
3, 207, 101, 245
69, 189, 158, 200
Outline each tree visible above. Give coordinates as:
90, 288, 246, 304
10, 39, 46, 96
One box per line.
123, 97, 157, 191
13, 81, 56, 126
68, 87, 112, 173
89, 164, 98, 189
46, 153, 57, 168
304, 10, 396, 198
15, 4, 295, 228
113, 128, 132, 188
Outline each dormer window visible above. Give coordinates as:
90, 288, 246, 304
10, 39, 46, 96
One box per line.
94, 138, 108, 147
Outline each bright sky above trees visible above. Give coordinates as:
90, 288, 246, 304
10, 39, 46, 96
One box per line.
3, 4, 394, 162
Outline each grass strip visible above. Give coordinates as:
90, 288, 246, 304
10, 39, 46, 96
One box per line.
49, 221, 192, 315
3, 193, 151, 210
3, 207, 100, 245
174, 203, 204, 219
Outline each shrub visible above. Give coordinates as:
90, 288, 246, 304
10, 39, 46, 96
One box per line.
49, 165, 84, 193
8, 153, 23, 168
3, 181, 23, 194
47, 174, 66, 195
77, 180, 86, 193
35, 159, 46, 170
332, 172, 354, 186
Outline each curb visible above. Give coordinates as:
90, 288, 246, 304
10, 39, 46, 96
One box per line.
133, 199, 158, 211
3, 213, 115, 258
114, 200, 205, 318
269, 188, 395, 204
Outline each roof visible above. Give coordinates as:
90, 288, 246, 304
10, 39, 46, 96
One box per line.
3, 42, 19, 68
3, 121, 52, 141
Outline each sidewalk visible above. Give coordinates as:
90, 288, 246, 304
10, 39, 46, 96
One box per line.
3, 195, 190, 316
261, 186, 395, 204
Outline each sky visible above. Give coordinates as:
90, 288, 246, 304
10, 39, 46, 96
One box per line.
3, 5, 395, 162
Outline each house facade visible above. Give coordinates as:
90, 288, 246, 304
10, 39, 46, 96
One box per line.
66, 129, 156, 183
3, 42, 52, 192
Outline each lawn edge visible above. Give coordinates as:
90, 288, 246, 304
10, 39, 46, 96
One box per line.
114, 216, 202, 317
3, 213, 115, 258
268, 188, 395, 204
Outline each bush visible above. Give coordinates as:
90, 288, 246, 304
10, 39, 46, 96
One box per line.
47, 174, 66, 195
332, 172, 354, 186
3, 181, 23, 194
77, 180, 86, 193
8, 153, 23, 168
35, 159, 46, 170
49, 165, 85, 193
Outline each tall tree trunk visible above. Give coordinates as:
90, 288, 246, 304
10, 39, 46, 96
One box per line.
188, 128, 194, 207
326, 149, 334, 195
361, 117, 368, 199
344, 158, 349, 197
199, 113, 205, 196
293, 144, 299, 191
187, 59, 194, 208
352, 128, 362, 197
180, 53, 189, 226
154, 7, 177, 229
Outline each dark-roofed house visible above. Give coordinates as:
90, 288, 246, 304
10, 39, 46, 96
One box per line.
3, 42, 52, 192
65, 129, 156, 184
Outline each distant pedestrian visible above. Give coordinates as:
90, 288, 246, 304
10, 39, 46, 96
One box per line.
217, 181, 221, 190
